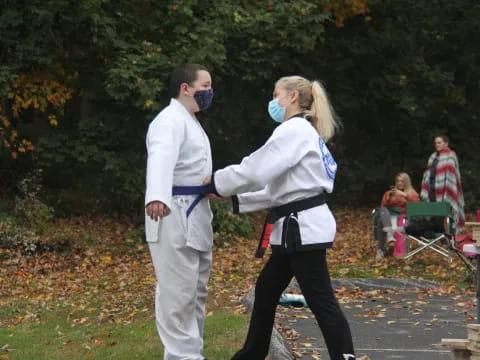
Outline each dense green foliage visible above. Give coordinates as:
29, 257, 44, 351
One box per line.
0, 170, 73, 254
1, 0, 479, 217
315, 0, 480, 206
211, 201, 256, 247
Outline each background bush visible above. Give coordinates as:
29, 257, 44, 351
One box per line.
0, 0, 478, 217
211, 201, 257, 247
0, 170, 73, 255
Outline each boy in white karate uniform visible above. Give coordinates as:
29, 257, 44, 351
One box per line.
145, 64, 214, 360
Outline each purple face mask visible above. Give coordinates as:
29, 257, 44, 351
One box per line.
194, 88, 214, 111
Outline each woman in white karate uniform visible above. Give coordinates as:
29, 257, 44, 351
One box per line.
207, 76, 356, 360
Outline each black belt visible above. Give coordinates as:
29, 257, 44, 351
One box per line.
255, 193, 326, 258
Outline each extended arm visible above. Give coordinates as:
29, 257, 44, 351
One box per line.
213, 122, 306, 197
145, 117, 183, 219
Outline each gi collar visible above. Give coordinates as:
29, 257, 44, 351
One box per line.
288, 113, 305, 120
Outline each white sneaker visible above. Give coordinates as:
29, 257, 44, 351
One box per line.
383, 227, 395, 246
386, 232, 395, 246
376, 249, 384, 260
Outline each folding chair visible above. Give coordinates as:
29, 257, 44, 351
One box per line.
404, 202, 476, 275
404, 202, 453, 262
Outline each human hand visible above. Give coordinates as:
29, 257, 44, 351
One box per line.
388, 187, 395, 198
203, 175, 211, 185
206, 193, 225, 201
146, 201, 169, 221
202, 174, 224, 200
391, 189, 406, 197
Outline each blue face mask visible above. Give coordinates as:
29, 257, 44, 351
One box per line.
194, 88, 214, 111
268, 98, 286, 123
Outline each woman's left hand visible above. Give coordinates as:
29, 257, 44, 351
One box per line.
392, 189, 406, 197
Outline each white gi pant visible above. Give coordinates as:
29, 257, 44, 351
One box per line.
147, 198, 212, 360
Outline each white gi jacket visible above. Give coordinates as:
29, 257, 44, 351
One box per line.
145, 98, 213, 251
214, 116, 337, 248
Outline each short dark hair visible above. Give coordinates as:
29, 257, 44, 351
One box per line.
435, 135, 449, 144
169, 64, 209, 98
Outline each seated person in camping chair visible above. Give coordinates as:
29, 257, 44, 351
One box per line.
373, 172, 420, 259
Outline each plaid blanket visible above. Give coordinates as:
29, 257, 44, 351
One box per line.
420, 148, 465, 232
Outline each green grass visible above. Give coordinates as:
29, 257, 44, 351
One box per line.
331, 264, 375, 278
204, 313, 248, 359
0, 305, 248, 359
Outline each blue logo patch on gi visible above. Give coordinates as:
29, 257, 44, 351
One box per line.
318, 137, 337, 181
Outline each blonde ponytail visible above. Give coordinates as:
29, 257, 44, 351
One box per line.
305, 81, 340, 142
275, 76, 340, 142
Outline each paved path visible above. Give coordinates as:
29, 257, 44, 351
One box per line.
275, 279, 477, 359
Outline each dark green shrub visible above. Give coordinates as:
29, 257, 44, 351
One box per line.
14, 169, 54, 230
0, 217, 74, 255
0, 170, 73, 255
211, 200, 257, 247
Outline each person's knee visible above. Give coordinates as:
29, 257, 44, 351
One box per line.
253, 286, 283, 310
307, 293, 342, 315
